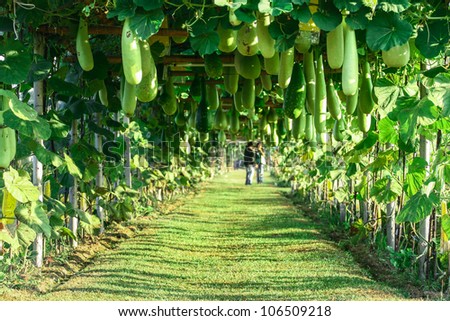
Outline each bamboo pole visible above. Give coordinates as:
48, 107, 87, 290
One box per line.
32, 32, 45, 268
418, 63, 432, 280
94, 112, 105, 233
123, 116, 132, 188
69, 120, 79, 248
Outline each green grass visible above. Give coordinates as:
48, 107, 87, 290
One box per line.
22, 171, 409, 300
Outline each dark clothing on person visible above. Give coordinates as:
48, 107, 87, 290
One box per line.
244, 147, 255, 166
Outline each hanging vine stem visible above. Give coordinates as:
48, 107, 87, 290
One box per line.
12, 0, 35, 39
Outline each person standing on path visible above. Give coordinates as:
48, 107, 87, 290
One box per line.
255, 142, 265, 184
243, 141, 256, 185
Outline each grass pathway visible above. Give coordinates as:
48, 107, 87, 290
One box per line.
42, 171, 407, 300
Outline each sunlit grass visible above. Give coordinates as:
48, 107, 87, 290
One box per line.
21, 171, 408, 300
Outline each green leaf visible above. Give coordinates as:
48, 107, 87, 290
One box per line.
378, 117, 398, 144
345, 6, 371, 30
415, 18, 450, 59
395, 97, 439, 143
106, 0, 136, 20
426, 73, 450, 116
366, 11, 413, 51
0, 89, 38, 121
15, 202, 52, 238
64, 153, 83, 179
374, 78, 401, 115
423, 66, 448, 79
355, 131, 378, 150
47, 110, 70, 139
190, 32, 220, 55
71, 140, 103, 163
190, 14, 219, 37
370, 176, 402, 204
27, 54, 52, 83
32, 141, 65, 167
235, 7, 257, 22
312, 1, 342, 32
130, 9, 165, 40
0, 38, 32, 85
48, 77, 82, 97
3, 110, 52, 140
292, 0, 309, 4
377, 0, 410, 13
87, 121, 115, 140
272, 0, 294, 16
333, 0, 362, 12
0, 229, 21, 254
15, 223, 36, 250
3, 168, 40, 203
404, 157, 427, 198
78, 209, 101, 227
396, 191, 439, 223
275, 33, 297, 51
291, 4, 312, 22
365, 150, 398, 171
133, 0, 163, 10
334, 188, 349, 202
442, 214, 450, 240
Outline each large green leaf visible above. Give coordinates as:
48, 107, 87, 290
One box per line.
333, 0, 362, 12
15, 202, 52, 238
190, 32, 220, 55
190, 12, 219, 37
272, 0, 294, 16
370, 176, 402, 204
27, 54, 52, 83
442, 215, 450, 241
345, 6, 371, 30
415, 18, 450, 59
47, 111, 70, 139
269, 14, 299, 50
355, 131, 378, 150
312, 1, 342, 32
365, 150, 398, 171
290, 3, 312, 22
48, 77, 82, 97
0, 229, 21, 254
396, 190, 439, 223
366, 11, 413, 51
0, 38, 32, 85
378, 117, 398, 144
130, 9, 165, 40
78, 209, 101, 226
3, 110, 52, 140
425, 73, 450, 117
25, 139, 65, 167
0, 89, 38, 121
404, 157, 427, 198
393, 97, 439, 143
15, 223, 35, 251
3, 168, 40, 203
292, 0, 309, 4
106, 0, 136, 20
374, 78, 401, 115
133, 0, 163, 10
64, 153, 83, 179
377, 0, 410, 13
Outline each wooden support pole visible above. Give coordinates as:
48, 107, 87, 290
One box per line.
32, 32, 45, 268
